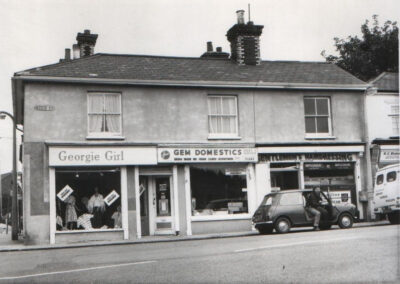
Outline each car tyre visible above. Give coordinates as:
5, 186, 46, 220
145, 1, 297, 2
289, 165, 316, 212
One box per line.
388, 212, 400, 224
257, 225, 273, 234
274, 217, 291, 234
338, 213, 353, 229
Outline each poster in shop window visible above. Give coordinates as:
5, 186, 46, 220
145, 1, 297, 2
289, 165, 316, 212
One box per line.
104, 190, 120, 206
57, 185, 74, 201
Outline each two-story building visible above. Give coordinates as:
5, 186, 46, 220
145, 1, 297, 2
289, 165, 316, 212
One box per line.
12, 11, 370, 245
366, 72, 399, 175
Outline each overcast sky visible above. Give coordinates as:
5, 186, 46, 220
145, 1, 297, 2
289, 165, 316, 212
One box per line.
0, 0, 399, 173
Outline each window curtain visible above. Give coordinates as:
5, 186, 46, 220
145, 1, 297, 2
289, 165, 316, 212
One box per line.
88, 95, 104, 133
105, 95, 121, 133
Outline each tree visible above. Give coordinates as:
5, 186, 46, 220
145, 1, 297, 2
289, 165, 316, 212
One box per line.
322, 15, 398, 81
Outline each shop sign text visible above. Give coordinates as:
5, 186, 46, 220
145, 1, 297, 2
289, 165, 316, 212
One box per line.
260, 153, 353, 162
49, 146, 157, 166
158, 147, 258, 163
380, 148, 400, 163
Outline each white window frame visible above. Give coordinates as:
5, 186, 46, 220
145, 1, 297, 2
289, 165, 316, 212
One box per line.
304, 97, 333, 139
87, 92, 123, 139
207, 95, 240, 139
389, 104, 399, 136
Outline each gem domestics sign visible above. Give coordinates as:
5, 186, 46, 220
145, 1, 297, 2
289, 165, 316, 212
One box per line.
158, 147, 258, 163
49, 146, 157, 166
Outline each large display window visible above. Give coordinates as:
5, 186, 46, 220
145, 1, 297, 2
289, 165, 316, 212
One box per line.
190, 164, 248, 216
55, 167, 122, 231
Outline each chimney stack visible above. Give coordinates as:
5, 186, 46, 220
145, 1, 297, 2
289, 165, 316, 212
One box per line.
64, 48, 71, 61
72, 44, 80, 59
76, 29, 98, 57
207, 41, 213, 52
226, 10, 264, 65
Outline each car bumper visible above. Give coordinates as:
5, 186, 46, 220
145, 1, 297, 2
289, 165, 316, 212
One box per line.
253, 221, 273, 226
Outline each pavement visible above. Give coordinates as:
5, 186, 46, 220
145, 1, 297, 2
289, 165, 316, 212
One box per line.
0, 220, 391, 252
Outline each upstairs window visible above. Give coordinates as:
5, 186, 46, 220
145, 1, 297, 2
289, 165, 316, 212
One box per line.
208, 96, 238, 138
87, 93, 122, 137
304, 97, 332, 137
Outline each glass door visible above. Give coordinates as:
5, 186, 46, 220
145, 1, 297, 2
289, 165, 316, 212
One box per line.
149, 176, 174, 235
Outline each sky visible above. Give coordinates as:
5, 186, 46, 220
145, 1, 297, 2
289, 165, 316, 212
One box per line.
0, 0, 399, 173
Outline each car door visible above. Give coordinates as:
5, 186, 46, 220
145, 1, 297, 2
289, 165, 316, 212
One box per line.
278, 192, 307, 225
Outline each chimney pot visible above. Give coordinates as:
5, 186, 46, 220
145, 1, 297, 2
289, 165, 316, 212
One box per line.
216, 47, 222, 52
236, 10, 245, 24
65, 48, 71, 61
207, 41, 213, 52
84, 29, 90, 34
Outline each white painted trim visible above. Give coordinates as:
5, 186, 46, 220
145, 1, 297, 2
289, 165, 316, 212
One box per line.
172, 165, 180, 234
191, 214, 251, 222
55, 229, 124, 234
184, 165, 192, 236
299, 161, 305, 190
148, 178, 155, 235
354, 156, 364, 220
134, 166, 141, 239
258, 145, 364, 154
247, 164, 257, 215
255, 163, 269, 206
49, 168, 56, 245
14, 75, 369, 90
120, 167, 129, 240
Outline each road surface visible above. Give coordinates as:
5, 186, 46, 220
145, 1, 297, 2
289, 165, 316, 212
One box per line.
0, 224, 399, 283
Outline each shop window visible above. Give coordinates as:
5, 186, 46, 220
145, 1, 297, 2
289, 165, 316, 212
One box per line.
304, 97, 332, 137
387, 171, 396, 182
208, 95, 238, 138
87, 93, 122, 137
190, 164, 248, 216
279, 192, 303, 206
376, 174, 384, 185
55, 168, 122, 231
304, 163, 355, 206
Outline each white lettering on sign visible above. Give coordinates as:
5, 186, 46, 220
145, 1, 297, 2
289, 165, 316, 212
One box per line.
49, 146, 157, 166
380, 148, 400, 163
158, 147, 258, 163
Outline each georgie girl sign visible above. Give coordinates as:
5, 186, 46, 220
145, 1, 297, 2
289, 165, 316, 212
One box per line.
158, 147, 258, 163
49, 146, 157, 166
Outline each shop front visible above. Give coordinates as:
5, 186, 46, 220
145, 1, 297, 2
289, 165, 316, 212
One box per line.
48, 145, 157, 244
156, 146, 259, 235
256, 145, 366, 219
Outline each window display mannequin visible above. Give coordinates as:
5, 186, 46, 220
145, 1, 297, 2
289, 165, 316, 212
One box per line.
65, 195, 78, 230
111, 206, 122, 228
88, 187, 106, 228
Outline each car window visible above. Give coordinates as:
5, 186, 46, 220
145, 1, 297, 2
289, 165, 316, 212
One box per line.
387, 171, 396, 182
279, 193, 303, 206
262, 195, 276, 206
376, 174, 384, 185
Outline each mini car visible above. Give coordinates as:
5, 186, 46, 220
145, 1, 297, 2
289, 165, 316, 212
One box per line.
252, 189, 359, 234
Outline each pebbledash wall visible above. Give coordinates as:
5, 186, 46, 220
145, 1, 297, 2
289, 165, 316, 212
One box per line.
20, 81, 369, 245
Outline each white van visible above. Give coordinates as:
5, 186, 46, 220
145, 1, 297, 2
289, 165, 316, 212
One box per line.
373, 164, 400, 224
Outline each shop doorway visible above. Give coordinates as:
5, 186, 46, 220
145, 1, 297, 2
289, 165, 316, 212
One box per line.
139, 175, 174, 235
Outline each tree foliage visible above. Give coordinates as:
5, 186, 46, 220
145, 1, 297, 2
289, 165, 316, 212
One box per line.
322, 15, 398, 81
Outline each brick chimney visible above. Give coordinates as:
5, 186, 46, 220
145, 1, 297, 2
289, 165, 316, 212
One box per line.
226, 10, 264, 65
76, 29, 98, 57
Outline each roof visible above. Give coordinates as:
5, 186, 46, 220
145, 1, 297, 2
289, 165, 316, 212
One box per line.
14, 53, 366, 87
369, 72, 399, 92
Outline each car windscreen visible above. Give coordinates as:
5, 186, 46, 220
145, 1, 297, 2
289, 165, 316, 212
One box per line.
261, 195, 277, 206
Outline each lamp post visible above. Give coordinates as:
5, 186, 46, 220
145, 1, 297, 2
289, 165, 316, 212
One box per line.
0, 111, 18, 240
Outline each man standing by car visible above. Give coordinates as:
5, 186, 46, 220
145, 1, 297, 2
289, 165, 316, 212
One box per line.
306, 187, 322, 230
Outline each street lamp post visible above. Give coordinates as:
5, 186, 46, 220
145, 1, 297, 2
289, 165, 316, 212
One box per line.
0, 111, 18, 240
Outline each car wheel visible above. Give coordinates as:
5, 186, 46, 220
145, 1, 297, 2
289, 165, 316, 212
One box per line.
388, 212, 400, 224
274, 217, 291, 234
257, 225, 273, 235
338, 213, 353, 229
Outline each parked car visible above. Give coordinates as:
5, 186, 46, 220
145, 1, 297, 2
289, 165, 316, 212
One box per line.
252, 189, 359, 234
373, 164, 400, 224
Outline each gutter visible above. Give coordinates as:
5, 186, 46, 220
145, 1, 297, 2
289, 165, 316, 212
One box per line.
12, 75, 370, 91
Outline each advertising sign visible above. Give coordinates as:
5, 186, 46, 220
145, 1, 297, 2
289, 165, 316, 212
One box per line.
49, 146, 157, 166
104, 190, 120, 206
158, 147, 258, 163
380, 146, 400, 164
326, 191, 352, 205
57, 185, 74, 201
